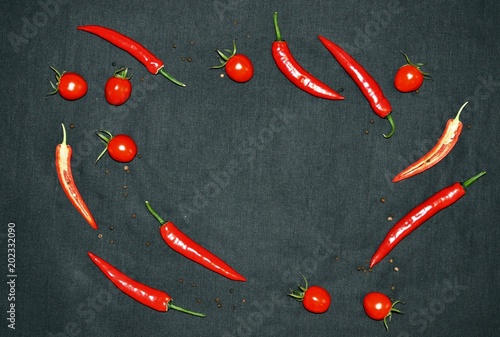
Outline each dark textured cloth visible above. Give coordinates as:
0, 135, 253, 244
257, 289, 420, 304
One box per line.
1, 0, 499, 336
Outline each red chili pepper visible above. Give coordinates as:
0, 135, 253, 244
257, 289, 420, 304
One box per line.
77, 25, 185, 87
369, 171, 486, 268
55, 124, 98, 230
318, 35, 395, 138
393, 102, 468, 182
88, 252, 205, 317
271, 13, 344, 100
145, 201, 246, 282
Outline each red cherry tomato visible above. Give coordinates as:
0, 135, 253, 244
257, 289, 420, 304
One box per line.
95, 131, 137, 163
225, 54, 254, 83
49, 66, 88, 101
211, 40, 254, 83
288, 275, 331, 314
105, 68, 132, 106
394, 53, 431, 93
363, 292, 403, 330
302, 285, 331, 314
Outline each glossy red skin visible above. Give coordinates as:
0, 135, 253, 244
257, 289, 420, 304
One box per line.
394, 64, 424, 93
225, 54, 254, 83
107, 134, 137, 163
363, 292, 392, 320
369, 182, 465, 268
88, 252, 170, 311
58, 72, 88, 100
160, 221, 246, 281
105, 76, 132, 106
318, 35, 391, 118
302, 285, 331, 314
77, 25, 163, 74
272, 41, 344, 100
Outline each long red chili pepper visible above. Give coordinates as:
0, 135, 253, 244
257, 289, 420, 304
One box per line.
393, 102, 468, 182
318, 35, 395, 138
145, 201, 246, 282
271, 13, 344, 100
369, 171, 486, 268
88, 252, 205, 317
55, 124, 98, 230
77, 25, 185, 87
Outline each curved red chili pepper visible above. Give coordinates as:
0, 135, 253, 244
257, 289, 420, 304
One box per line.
272, 13, 344, 100
145, 201, 246, 282
393, 102, 468, 182
77, 25, 185, 86
55, 124, 98, 230
88, 252, 205, 317
369, 171, 486, 268
318, 35, 395, 138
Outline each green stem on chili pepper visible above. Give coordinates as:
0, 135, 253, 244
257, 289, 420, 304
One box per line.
318, 35, 395, 138
88, 252, 205, 317
393, 102, 468, 182
55, 124, 98, 230
370, 171, 486, 268
271, 13, 344, 100
77, 25, 185, 87
145, 201, 247, 282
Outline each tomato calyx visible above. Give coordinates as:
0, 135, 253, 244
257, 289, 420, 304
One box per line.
113, 67, 132, 80
47, 66, 66, 96
382, 300, 404, 331
210, 40, 239, 69
401, 52, 432, 80
95, 130, 114, 164
288, 273, 310, 301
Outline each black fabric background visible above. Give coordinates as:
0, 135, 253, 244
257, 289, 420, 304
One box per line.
1, 0, 499, 336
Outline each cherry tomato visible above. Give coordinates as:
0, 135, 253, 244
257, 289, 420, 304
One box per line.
363, 292, 403, 330
288, 275, 331, 314
394, 53, 431, 93
105, 67, 132, 106
211, 40, 254, 83
49, 66, 88, 101
225, 54, 254, 83
95, 131, 137, 163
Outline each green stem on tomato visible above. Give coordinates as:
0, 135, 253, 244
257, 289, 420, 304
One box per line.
462, 171, 486, 189
273, 12, 283, 41
158, 68, 186, 87
145, 201, 165, 225
94, 130, 113, 164
168, 302, 206, 317
383, 114, 396, 139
